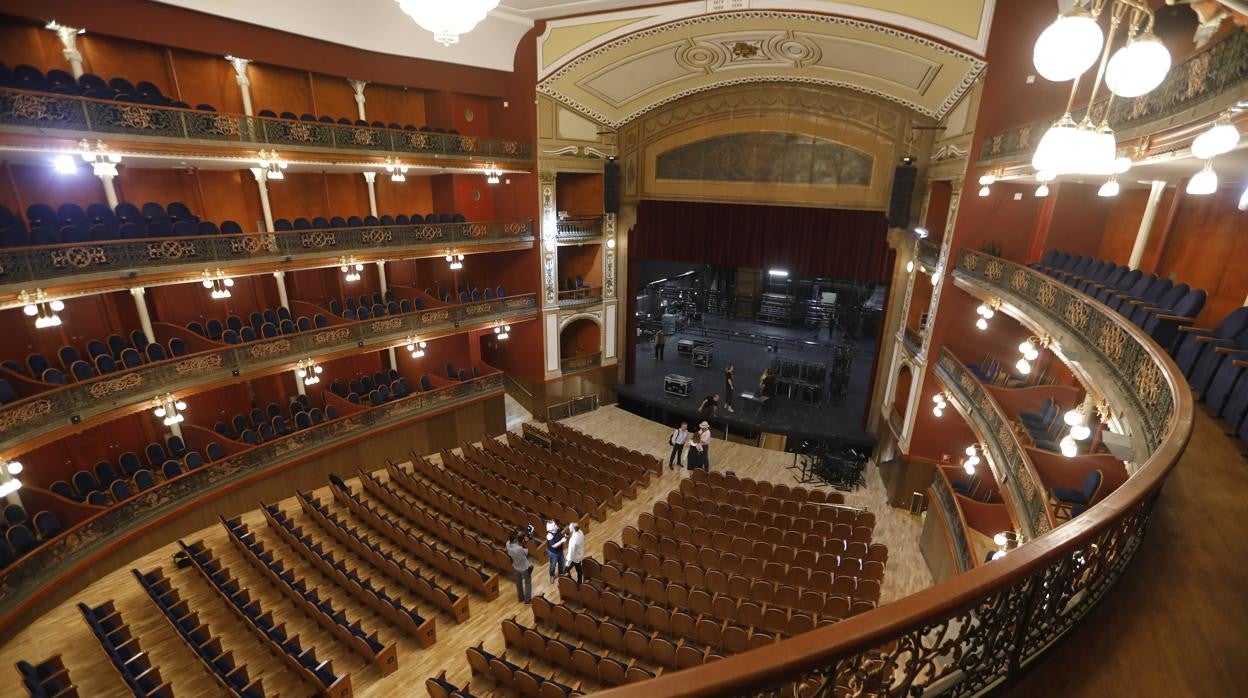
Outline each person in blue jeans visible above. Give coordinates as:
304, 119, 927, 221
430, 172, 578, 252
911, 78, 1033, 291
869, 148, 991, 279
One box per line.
545, 520, 566, 581
506, 530, 535, 603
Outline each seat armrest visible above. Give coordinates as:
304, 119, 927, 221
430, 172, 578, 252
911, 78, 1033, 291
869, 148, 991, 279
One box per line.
1153, 314, 1197, 323
1177, 325, 1212, 334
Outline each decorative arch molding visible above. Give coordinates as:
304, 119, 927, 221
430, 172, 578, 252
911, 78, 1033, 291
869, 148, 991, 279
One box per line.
537, 10, 987, 130
618, 83, 924, 209
557, 311, 604, 333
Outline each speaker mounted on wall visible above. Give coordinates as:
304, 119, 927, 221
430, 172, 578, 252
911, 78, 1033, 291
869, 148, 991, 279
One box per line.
604, 157, 621, 214
888, 156, 917, 229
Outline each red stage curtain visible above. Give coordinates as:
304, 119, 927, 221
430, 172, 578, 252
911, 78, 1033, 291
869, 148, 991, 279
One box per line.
632, 199, 891, 282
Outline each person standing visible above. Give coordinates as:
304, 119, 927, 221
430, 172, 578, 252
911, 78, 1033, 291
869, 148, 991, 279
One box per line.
506, 531, 535, 603
544, 521, 565, 582
723, 364, 736, 413
698, 393, 719, 419
693, 421, 713, 471
654, 329, 666, 360
668, 421, 690, 469
565, 522, 586, 584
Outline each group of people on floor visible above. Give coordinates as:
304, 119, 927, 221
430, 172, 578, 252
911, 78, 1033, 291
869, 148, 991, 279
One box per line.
505, 520, 585, 603
668, 420, 713, 471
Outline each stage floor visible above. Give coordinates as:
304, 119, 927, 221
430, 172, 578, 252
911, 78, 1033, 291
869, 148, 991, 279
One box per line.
617, 315, 878, 447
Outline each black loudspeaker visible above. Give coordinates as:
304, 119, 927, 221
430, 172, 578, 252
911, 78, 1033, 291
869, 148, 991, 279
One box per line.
888, 164, 917, 229
604, 158, 620, 214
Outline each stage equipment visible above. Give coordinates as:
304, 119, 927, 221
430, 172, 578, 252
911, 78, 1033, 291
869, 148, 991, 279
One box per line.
664, 374, 693, 397
692, 345, 713, 368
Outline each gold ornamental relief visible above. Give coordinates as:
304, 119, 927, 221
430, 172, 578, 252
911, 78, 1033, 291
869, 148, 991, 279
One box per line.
0, 399, 53, 432
248, 339, 292, 359
421, 309, 451, 323
463, 303, 493, 316
371, 318, 403, 333
1037, 283, 1057, 308
314, 328, 352, 345
87, 373, 144, 399
174, 354, 223, 375
1065, 301, 1089, 330
1011, 269, 1029, 291
985, 260, 1004, 280
1098, 325, 1126, 361
963, 252, 980, 271
1134, 362, 1163, 405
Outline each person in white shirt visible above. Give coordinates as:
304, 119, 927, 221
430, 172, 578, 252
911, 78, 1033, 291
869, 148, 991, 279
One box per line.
668, 421, 690, 469
564, 522, 586, 584
691, 421, 712, 471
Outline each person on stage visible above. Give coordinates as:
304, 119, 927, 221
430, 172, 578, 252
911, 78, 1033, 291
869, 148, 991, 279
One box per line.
723, 364, 736, 413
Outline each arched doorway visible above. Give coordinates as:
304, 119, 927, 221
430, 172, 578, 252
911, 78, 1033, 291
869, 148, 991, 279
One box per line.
559, 317, 602, 373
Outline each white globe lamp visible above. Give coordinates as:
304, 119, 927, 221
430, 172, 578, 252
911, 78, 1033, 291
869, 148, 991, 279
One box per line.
1105, 35, 1171, 97
1033, 11, 1104, 82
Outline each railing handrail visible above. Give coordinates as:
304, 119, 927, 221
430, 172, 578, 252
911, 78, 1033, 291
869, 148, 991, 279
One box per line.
930, 463, 977, 574
595, 253, 1193, 697
0, 293, 538, 457
0, 372, 505, 632
0, 86, 533, 161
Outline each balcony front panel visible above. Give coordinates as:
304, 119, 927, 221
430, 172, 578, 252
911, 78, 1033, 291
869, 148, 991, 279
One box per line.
0, 220, 534, 294
560, 352, 603, 374
0, 88, 533, 163
555, 216, 604, 240
928, 468, 975, 574
935, 347, 1054, 539
0, 294, 537, 455
0, 373, 503, 622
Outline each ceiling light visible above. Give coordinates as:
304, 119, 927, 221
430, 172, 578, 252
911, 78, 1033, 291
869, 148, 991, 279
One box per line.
1186, 161, 1218, 196
1059, 435, 1078, 458
975, 317, 988, 331
1071, 424, 1092, 441
18, 289, 64, 329
5, 460, 21, 476
258, 149, 288, 180
407, 337, 427, 358
1033, 8, 1103, 82
1033, 115, 1080, 173
1105, 33, 1171, 97
965, 445, 977, 457
1238, 184, 1248, 212
1191, 114, 1240, 160
1035, 184, 1050, 198
978, 174, 996, 186
768, 270, 789, 277
446, 251, 464, 270
1015, 358, 1031, 374
913, 227, 929, 238
1098, 176, 1120, 197
152, 393, 187, 426
978, 185, 991, 197
396, 0, 499, 46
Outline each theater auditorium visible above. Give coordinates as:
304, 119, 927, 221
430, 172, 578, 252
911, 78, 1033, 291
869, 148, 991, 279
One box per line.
0, 1, 1244, 696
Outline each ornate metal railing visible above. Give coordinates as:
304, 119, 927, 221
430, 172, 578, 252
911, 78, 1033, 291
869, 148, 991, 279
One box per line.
928, 467, 975, 574
935, 346, 1054, 539
595, 251, 1192, 697
559, 352, 602, 374
979, 30, 1248, 164
0, 294, 537, 455
0, 88, 532, 161
557, 287, 603, 307
916, 239, 940, 271
0, 219, 534, 291
555, 216, 604, 239
900, 327, 923, 358
0, 373, 503, 623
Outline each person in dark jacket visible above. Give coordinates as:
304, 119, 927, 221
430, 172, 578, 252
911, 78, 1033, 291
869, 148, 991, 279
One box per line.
544, 520, 566, 581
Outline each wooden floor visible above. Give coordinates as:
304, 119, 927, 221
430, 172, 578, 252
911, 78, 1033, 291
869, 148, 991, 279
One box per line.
1011, 406, 1248, 696
0, 406, 930, 697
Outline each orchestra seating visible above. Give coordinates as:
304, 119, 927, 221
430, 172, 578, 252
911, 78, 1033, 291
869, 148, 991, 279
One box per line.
15, 653, 78, 697
77, 600, 172, 697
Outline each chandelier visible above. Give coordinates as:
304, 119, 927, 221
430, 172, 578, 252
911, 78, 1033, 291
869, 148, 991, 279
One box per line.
258, 149, 287, 180
202, 268, 235, 299
396, 0, 499, 46
407, 336, 427, 358
340, 256, 364, 282
1031, 0, 1171, 177
152, 393, 187, 426
295, 358, 323, 386
20, 288, 64, 329
384, 157, 408, 182
79, 138, 121, 176
446, 250, 464, 270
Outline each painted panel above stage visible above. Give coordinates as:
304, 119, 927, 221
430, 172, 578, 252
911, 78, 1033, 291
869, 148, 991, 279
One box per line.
655, 133, 873, 187
617, 85, 930, 210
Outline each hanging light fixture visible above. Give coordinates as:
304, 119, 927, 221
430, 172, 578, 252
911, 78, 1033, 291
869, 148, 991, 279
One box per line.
19, 289, 65, 329
1035, 183, 1050, 198
932, 392, 948, 418
1033, 6, 1104, 82
484, 163, 502, 184
445, 250, 464, 270
395, 0, 499, 46
406, 336, 427, 358
1098, 174, 1121, 197
340, 256, 364, 282
295, 358, 323, 386
384, 157, 408, 182
257, 149, 287, 180
974, 300, 997, 331
1190, 111, 1241, 160
5, 460, 22, 476
494, 321, 511, 340
990, 531, 1021, 561
201, 269, 235, 299
152, 393, 187, 426
1186, 161, 1218, 196
1104, 31, 1171, 97
78, 138, 122, 177
962, 444, 981, 476
0, 477, 21, 497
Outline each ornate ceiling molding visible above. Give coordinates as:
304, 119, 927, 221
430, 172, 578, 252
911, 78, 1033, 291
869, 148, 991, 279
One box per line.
537, 11, 987, 129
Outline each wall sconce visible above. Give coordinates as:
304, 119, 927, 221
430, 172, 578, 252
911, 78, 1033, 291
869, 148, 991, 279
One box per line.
258, 149, 287, 180
974, 299, 1000, 331
484, 163, 501, 184
19, 289, 65, 329
493, 321, 511, 340
1015, 334, 1053, 375
384, 156, 408, 182
152, 393, 187, 426
931, 392, 949, 417
340, 256, 363, 282
202, 269, 234, 299
962, 444, 982, 475
978, 172, 996, 197
0, 476, 21, 498
295, 358, 322, 385
406, 336, 427, 358
445, 250, 464, 270
79, 138, 121, 177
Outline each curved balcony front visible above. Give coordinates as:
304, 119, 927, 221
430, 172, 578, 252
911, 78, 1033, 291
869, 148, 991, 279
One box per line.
593, 252, 1192, 697
0, 219, 534, 300
0, 294, 538, 457
0, 88, 532, 164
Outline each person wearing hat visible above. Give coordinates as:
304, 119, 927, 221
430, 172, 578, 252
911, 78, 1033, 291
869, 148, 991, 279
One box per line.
544, 520, 566, 581
691, 421, 713, 471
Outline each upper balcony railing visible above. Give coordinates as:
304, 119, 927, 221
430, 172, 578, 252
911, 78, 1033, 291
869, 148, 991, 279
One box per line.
0, 88, 533, 162
928, 467, 975, 574
0, 372, 504, 626
555, 216, 604, 240
597, 252, 1192, 697
934, 346, 1055, 539
560, 352, 602, 374
0, 219, 534, 293
0, 294, 537, 457
557, 286, 603, 307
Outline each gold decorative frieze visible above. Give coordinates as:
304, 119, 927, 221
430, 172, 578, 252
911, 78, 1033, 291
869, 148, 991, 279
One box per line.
314, 328, 352, 344
248, 339, 291, 359
174, 354, 223, 375
87, 373, 143, 399
0, 399, 53, 432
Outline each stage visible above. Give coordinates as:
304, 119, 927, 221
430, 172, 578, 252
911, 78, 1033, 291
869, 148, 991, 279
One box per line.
616, 316, 878, 449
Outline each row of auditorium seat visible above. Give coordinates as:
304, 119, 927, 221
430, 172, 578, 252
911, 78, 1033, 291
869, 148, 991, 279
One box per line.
1034, 251, 1207, 351
1, 330, 176, 390
1, 504, 63, 570
0, 201, 471, 248
1174, 306, 1248, 446
16, 654, 78, 698
0, 64, 461, 134
77, 601, 171, 697
502, 615, 654, 687
213, 397, 340, 445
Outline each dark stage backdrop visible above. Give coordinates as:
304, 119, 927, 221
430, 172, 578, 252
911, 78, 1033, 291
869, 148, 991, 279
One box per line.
632, 199, 891, 282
